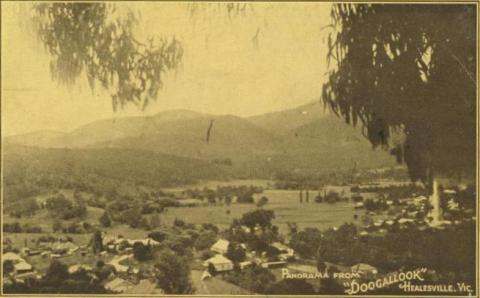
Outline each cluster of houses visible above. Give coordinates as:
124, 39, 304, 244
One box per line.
201, 238, 296, 278
2, 252, 38, 282
101, 234, 160, 255
353, 190, 473, 237
82, 234, 162, 293
2, 236, 84, 284
1, 233, 164, 293
203, 239, 234, 273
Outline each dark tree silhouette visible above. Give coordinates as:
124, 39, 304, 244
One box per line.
3, 260, 14, 276
133, 242, 152, 261
99, 211, 111, 227
323, 4, 476, 189
91, 230, 104, 254
239, 209, 275, 231
154, 249, 194, 294
226, 241, 246, 263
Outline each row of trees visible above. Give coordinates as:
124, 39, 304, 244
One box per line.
273, 167, 410, 190
183, 185, 264, 204
3, 222, 43, 233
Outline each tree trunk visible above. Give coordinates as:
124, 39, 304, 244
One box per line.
428, 177, 443, 223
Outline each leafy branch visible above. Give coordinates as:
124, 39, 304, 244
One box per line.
34, 3, 183, 110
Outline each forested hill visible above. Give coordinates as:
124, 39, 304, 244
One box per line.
3, 145, 233, 190
4, 101, 396, 176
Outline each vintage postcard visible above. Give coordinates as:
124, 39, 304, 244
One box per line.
1, 1, 478, 296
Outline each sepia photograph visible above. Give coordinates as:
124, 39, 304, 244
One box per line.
1, 1, 477, 296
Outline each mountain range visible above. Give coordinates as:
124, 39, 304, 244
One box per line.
4, 101, 396, 177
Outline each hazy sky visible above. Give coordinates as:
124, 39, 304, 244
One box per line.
2, 2, 332, 136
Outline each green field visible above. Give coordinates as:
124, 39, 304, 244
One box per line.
161, 189, 363, 234
164, 180, 365, 234
4, 185, 365, 237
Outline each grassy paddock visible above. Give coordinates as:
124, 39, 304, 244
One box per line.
161, 189, 364, 234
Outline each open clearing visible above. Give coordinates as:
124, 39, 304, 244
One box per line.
161, 189, 362, 234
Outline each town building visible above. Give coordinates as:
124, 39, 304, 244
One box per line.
203, 254, 234, 272
271, 242, 295, 261
210, 239, 230, 255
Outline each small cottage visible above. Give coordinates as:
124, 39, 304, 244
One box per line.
203, 254, 234, 272
210, 239, 230, 255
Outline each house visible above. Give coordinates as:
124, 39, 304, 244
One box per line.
239, 261, 252, 270
3, 252, 24, 263
408, 211, 419, 217
104, 277, 134, 293
51, 241, 79, 255
107, 254, 131, 273
398, 218, 415, 224
271, 242, 295, 261
2, 252, 34, 274
261, 261, 287, 269
447, 199, 459, 211
210, 239, 230, 254
413, 196, 427, 206
240, 226, 251, 233
15, 271, 40, 281
68, 264, 93, 274
126, 238, 160, 247
444, 189, 457, 195
20, 247, 31, 256
354, 202, 364, 209
203, 254, 234, 272
351, 263, 378, 275
14, 261, 33, 274
102, 235, 119, 246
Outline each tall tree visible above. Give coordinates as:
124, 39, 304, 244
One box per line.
99, 211, 112, 227
154, 249, 194, 294
91, 230, 104, 254
239, 209, 275, 231
226, 241, 246, 263
322, 4, 476, 220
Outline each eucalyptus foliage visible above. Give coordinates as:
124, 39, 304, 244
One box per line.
187, 3, 251, 20
34, 3, 183, 110
323, 4, 476, 186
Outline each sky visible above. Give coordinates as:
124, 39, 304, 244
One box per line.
2, 2, 332, 136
